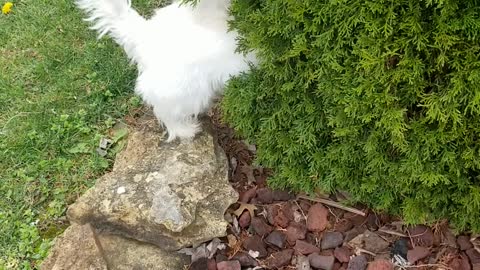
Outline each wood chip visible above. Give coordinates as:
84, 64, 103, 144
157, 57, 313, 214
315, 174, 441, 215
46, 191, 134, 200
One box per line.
297, 194, 366, 216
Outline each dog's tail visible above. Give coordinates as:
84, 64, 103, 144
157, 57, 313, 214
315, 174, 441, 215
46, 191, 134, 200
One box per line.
76, 0, 145, 60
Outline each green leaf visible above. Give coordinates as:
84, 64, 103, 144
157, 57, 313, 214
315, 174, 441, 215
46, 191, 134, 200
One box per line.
67, 143, 90, 154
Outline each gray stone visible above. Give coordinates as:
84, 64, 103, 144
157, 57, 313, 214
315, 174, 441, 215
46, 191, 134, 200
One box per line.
265, 230, 287, 249
348, 230, 389, 254
99, 233, 189, 269
308, 254, 335, 270
321, 232, 344, 250
295, 255, 311, 270
232, 252, 258, 267
347, 255, 368, 270
362, 230, 389, 253
67, 119, 238, 250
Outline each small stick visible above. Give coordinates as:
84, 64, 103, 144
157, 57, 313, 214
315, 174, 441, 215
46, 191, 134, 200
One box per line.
402, 264, 452, 269
355, 247, 376, 256
406, 228, 415, 248
297, 194, 366, 216
326, 205, 341, 222
293, 200, 308, 221
378, 228, 408, 238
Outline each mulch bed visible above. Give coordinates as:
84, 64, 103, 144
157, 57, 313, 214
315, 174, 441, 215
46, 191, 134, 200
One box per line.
183, 108, 480, 270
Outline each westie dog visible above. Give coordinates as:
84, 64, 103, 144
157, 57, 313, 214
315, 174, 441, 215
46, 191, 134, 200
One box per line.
76, 0, 256, 141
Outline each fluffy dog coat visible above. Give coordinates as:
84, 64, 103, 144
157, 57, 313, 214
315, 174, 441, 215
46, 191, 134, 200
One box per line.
76, 0, 256, 141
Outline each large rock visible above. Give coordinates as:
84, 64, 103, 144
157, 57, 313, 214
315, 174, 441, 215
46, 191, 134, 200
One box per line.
41, 223, 189, 270
67, 117, 238, 250
99, 232, 189, 269
40, 224, 107, 270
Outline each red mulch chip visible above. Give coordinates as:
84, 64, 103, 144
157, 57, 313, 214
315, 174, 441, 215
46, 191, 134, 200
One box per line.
238, 211, 251, 228
407, 246, 431, 264
367, 259, 394, 270
239, 187, 257, 203
286, 223, 307, 245
334, 246, 352, 263
457, 235, 474, 251
216, 260, 241, 270
306, 203, 329, 232
250, 217, 273, 237
242, 235, 268, 258
294, 240, 320, 255
264, 249, 294, 268
407, 225, 434, 247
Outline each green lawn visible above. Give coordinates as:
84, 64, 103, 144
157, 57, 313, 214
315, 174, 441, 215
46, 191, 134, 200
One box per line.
0, 0, 162, 268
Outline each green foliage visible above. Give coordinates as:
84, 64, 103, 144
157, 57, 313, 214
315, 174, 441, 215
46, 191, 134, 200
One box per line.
222, 0, 480, 231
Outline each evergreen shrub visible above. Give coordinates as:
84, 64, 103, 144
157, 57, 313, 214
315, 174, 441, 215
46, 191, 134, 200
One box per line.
219, 0, 480, 231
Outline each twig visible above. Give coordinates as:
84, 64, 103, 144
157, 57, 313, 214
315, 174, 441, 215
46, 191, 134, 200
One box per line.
408, 226, 431, 248
293, 200, 307, 221
401, 263, 452, 269
378, 228, 408, 238
409, 229, 430, 238
355, 247, 376, 256
325, 205, 340, 222
297, 194, 366, 216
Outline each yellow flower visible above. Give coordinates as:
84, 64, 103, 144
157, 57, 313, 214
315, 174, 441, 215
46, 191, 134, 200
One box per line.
2, 2, 13, 14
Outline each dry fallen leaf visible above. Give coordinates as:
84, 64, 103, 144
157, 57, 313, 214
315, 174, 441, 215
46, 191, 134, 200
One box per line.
227, 234, 238, 248
179, 238, 227, 262
227, 232, 249, 259
232, 217, 240, 235
206, 238, 225, 259
177, 243, 207, 263
233, 202, 257, 218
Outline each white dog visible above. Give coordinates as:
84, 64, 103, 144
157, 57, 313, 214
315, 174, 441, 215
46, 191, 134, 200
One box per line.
76, 0, 256, 141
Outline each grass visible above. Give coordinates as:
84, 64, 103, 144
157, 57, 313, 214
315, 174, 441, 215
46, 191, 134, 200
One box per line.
0, 0, 165, 268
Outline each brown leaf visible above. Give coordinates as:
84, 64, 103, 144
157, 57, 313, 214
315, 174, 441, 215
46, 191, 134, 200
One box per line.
233, 203, 257, 218
227, 234, 238, 248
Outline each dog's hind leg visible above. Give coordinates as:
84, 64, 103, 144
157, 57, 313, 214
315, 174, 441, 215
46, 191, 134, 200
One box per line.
152, 106, 200, 142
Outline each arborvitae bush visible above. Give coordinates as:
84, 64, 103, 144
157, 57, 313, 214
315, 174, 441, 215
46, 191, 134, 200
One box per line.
218, 0, 480, 231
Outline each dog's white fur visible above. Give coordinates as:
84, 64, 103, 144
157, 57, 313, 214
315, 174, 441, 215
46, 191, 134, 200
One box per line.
76, 0, 256, 141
